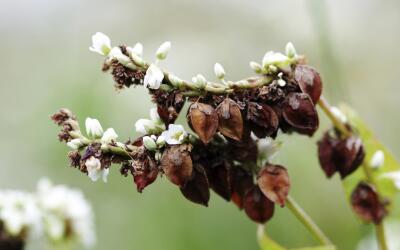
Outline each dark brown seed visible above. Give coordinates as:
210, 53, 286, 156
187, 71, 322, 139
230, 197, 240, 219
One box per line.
317, 131, 365, 179
230, 167, 254, 209
161, 145, 193, 187
351, 182, 387, 224
216, 98, 243, 141
133, 157, 159, 193
247, 102, 279, 138
156, 93, 185, 125
282, 92, 319, 136
205, 161, 232, 201
257, 164, 290, 207
180, 164, 210, 207
243, 185, 275, 223
294, 65, 323, 104
188, 103, 219, 144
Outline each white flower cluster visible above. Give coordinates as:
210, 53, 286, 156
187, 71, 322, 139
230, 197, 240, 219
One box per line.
250, 42, 299, 74
135, 108, 188, 152
0, 178, 95, 248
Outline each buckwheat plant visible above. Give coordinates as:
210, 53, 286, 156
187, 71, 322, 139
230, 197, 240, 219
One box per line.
0, 178, 95, 250
51, 32, 400, 250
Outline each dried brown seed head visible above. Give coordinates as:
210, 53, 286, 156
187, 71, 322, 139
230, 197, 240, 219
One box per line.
161, 144, 193, 187
351, 182, 387, 224
282, 92, 319, 136
133, 156, 159, 193
247, 102, 279, 138
257, 164, 290, 207
205, 161, 232, 201
243, 185, 275, 224
188, 103, 219, 144
180, 164, 210, 207
230, 167, 254, 210
294, 65, 323, 104
216, 98, 243, 141
154, 92, 185, 125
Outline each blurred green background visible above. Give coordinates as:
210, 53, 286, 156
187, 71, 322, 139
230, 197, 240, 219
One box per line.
1, 0, 399, 249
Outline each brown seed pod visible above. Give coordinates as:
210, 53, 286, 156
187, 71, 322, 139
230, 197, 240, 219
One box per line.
133, 157, 159, 193
156, 92, 186, 125
230, 167, 254, 209
317, 131, 365, 179
257, 164, 290, 207
282, 92, 319, 136
180, 164, 210, 207
188, 103, 219, 144
243, 185, 275, 224
205, 161, 232, 201
161, 144, 193, 187
294, 65, 323, 104
247, 102, 279, 138
351, 182, 387, 224
216, 98, 243, 141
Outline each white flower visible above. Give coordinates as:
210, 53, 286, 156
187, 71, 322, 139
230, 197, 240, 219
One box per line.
67, 138, 84, 150
85, 156, 109, 183
161, 124, 187, 145
135, 119, 156, 135
330, 107, 348, 123
89, 32, 111, 56
129, 42, 143, 58
37, 178, 96, 247
262, 51, 289, 69
144, 64, 164, 89
85, 117, 104, 139
143, 136, 157, 151
380, 171, 400, 189
156, 41, 171, 60
192, 74, 207, 89
370, 150, 385, 169
101, 128, 118, 144
285, 42, 297, 58
257, 137, 282, 164
214, 63, 226, 79
108, 47, 132, 66
249, 61, 262, 73
156, 135, 166, 147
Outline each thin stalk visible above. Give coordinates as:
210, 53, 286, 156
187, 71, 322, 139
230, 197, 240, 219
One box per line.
286, 195, 332, 246
317, 95, 388, 250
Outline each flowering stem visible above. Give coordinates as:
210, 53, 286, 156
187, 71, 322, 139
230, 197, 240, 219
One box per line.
286, 195, 332, 245
317, 95, 388, 250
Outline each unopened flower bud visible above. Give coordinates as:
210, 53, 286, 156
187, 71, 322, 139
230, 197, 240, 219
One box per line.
67, 138, 84, 150
156, 135, 166, 147
214, 63, 226, 79
285, 42, 297, 58
156, 41, 171, 60
370, 150, 384, 169
144, 64, 164, 90
191, 74, 207, 89
85, 118, 104, 139
130, 43, 143, 58
108, 47, 131, 66
101, 128, 118, 144
143, 136, 157, 151
249, 61, 262, 73
168, 74, 183, 87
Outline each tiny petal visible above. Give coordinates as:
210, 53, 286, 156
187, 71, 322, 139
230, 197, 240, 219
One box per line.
108, 47, 131, 66
129, 42, 143, 58
135, 119, 155, 135
101, 128, 118, 144
249, 61, 262, 73
161, 124, 187, 145
214, 63, 226, 79
262, 51, 288, 69
143, 136, 157, 151
85, 118, 104, 138
67, 139, 83, 150
85, 156, 102, 182
144, 64, 164, 89
330, 107, 348, 123
381, 171, 400, 189
156, 41, 171, 60
285, 42, 297, 58
89, 32, 111, 56
149, 107, 160, 121
370, 150, 385, 169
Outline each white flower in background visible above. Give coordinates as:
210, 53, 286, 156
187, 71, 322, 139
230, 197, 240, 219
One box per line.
0, 190, 42, 239
37, 178, 96, 248
285, 42, 297, 58
262, 51, 289, 69
357, 220, 400, 250
85, 117, 104, 139
144, 64, 164, 89
85, 156, 109, 183
128, 42, 143, 58
330, 107, 348, 123
161, 124, 187, 145
257, 137, 282, 164
156, 41, 171, 60
143, 136, 157, 151
380, 171, 400, 189
214, 63, 226, 79
101, 128, 118, 144
89, 32, 111, 56
67, 138, 84, 150
108, 47, 132, 66
370, 150, 385, 169
249, 61, 262, 73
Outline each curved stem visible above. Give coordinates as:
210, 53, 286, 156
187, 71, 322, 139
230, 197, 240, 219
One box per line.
286, 195, 332, 246
317, 95, 388, 250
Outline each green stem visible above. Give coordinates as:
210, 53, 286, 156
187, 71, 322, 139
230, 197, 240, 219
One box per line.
376, 223, 388, 250
286, 196, 332, 245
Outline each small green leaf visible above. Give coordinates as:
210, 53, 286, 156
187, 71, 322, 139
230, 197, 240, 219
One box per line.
340, 104, 400, 213
257, 225, 286, 250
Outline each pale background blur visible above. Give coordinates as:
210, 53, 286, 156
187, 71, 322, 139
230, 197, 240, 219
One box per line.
0, 0, 399, 249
